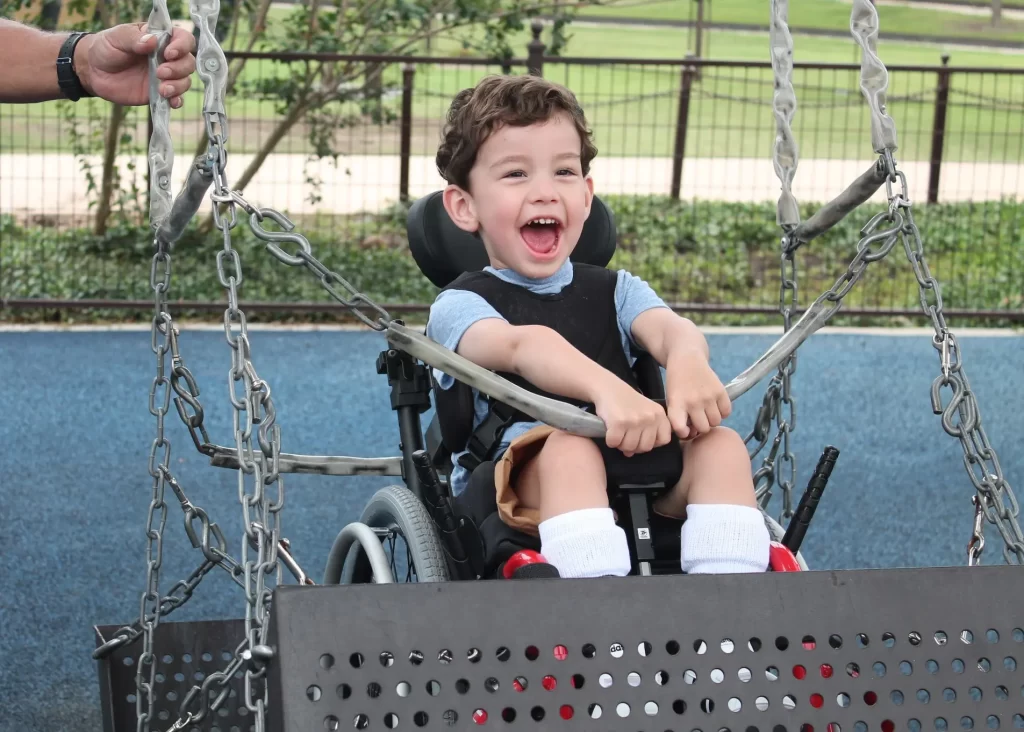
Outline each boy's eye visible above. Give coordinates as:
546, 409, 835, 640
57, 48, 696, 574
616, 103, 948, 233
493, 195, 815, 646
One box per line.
504, 170, 526, 178
557, 168, 577, 176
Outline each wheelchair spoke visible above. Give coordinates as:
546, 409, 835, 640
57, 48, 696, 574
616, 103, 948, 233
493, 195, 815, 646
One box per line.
382, 527, 418, 584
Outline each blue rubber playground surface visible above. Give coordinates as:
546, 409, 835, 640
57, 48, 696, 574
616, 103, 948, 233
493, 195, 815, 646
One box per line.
1, 325, 1022, 731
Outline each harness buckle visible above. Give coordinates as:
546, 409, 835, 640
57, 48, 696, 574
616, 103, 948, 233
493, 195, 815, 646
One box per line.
459, 400, 523, 471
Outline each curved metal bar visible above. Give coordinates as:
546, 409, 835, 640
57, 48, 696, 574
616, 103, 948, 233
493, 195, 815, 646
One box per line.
323, 523, 395, 584
386, 322, 607, 438
387, 304, 835, 439
205, 444, 403, 476
720, 296, 836, 403
156, 157, 215, 246
788, 159, 888, 248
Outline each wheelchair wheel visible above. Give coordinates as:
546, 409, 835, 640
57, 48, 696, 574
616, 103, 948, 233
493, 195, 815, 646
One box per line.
327, 485, 449, 585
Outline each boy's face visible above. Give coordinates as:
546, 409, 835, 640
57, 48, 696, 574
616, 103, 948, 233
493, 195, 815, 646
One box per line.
443, 111, 594, 280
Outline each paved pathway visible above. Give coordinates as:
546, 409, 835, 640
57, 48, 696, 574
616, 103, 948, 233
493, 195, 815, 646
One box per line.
3, 153, 1022, 220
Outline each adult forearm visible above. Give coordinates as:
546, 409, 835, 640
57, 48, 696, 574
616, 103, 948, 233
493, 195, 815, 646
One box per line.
509, 325, 619, 404
0, 19, 84, 103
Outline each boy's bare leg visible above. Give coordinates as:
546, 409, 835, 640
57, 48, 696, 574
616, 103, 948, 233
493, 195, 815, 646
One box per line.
515, 431, 632, 578
654, 426, 769, 574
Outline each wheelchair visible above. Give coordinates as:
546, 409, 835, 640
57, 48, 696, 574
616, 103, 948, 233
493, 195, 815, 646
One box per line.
324, 192, 813, 587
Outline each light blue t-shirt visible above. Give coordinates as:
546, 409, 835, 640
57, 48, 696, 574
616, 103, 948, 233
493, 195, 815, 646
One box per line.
426, 259, 669, 496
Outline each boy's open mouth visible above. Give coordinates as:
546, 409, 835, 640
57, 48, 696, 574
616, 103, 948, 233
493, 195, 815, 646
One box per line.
521, 217, 562, 257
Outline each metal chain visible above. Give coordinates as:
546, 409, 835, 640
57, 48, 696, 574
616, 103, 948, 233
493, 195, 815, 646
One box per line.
191, 0, 285, 721
135, 0, 285, 729
846, 0, 1022, 565
774, 248, 798, 522
137, 241, 172, 732
248, 207, 393, 330
134, 0, 179, 726
753, 0, 800, 523
885, 159, 1024, 565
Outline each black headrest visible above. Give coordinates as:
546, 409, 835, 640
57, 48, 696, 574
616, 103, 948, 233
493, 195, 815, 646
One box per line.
406, 190, 617, 289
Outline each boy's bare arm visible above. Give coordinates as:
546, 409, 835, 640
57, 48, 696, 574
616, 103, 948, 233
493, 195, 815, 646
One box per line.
457, 319, 672, 454
629, 307, 709, 366
630, 308, 730, 438
457, 319, 619, 403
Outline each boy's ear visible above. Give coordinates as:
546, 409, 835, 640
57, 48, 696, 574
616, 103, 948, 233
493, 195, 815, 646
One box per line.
442, 184, 479, 233
582, 174, 595, 218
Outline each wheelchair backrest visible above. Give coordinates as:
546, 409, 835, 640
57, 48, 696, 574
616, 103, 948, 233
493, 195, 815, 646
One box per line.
405, 190, 618, 288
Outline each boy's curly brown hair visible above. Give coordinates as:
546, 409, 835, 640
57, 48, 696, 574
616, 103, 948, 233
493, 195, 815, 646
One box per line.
435, 74, 598, 191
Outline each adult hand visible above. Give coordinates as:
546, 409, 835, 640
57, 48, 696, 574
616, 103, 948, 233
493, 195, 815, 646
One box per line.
77, 22, 196, 108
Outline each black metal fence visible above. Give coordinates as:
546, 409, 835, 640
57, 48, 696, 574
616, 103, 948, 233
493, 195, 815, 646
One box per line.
2, 28, 1023, 323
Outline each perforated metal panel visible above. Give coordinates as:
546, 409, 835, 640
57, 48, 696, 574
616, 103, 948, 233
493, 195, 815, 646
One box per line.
94, 619, 256, 732
265, 567, 1024, 731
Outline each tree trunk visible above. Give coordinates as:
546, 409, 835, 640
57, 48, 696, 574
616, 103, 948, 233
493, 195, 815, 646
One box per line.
93, 102, 128, 235
993, 0, 1002, 23
197, 100, 308, 234
38, 0, 62, 29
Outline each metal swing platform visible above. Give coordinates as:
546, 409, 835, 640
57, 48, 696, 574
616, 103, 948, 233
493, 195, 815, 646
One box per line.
95, 566, 1024, 731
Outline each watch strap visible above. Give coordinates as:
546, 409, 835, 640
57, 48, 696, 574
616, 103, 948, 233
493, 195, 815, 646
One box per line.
56, 31, 93, 102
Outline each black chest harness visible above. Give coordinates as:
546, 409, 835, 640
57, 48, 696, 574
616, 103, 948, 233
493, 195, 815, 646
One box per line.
433, 263, 642, 472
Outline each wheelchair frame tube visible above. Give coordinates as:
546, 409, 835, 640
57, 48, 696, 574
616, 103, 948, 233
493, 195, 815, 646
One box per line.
397, 406, 425, 499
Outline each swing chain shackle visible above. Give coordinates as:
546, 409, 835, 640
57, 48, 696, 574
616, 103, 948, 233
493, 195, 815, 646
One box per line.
246, 206, 394, 331
968, 494, 986, 566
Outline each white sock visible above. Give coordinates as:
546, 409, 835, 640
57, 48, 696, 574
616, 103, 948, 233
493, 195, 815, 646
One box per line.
539, 507, 632, 578
680, 503, 771, 574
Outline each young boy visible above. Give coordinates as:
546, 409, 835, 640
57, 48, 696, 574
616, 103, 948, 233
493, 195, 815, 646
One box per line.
426, 74, 769, 579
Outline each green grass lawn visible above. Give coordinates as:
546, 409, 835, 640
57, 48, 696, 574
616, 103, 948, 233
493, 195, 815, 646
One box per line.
2, 12, 1022, 162
580, 0, 1024, 44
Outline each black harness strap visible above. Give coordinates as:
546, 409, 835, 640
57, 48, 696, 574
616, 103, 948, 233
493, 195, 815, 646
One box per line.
456, 399, 524, 472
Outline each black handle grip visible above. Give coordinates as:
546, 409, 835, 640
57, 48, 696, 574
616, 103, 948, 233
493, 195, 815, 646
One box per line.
781, 445, 839, 555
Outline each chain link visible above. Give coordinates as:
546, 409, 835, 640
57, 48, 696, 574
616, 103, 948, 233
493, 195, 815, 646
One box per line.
775, 247, 798, 522
137, 245, 171, 732
248, 207, 393, 330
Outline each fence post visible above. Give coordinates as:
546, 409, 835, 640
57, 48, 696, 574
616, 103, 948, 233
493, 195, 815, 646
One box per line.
399, 63, 416, 203
527, 20, 545, 77
671, 57, 697, 200
928, 54, 951, 205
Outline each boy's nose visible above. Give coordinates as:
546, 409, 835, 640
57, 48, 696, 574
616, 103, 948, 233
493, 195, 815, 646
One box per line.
528, 176, 559, 202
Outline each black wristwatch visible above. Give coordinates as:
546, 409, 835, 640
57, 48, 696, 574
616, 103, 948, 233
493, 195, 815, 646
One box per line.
56, 31, 93, 102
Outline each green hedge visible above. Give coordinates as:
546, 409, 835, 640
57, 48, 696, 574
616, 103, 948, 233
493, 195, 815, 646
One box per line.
2, 196, 1022, 326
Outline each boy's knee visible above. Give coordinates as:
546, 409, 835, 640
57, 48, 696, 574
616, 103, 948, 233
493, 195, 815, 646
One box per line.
687, 425, 747, 457
538, 430, 604, 467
